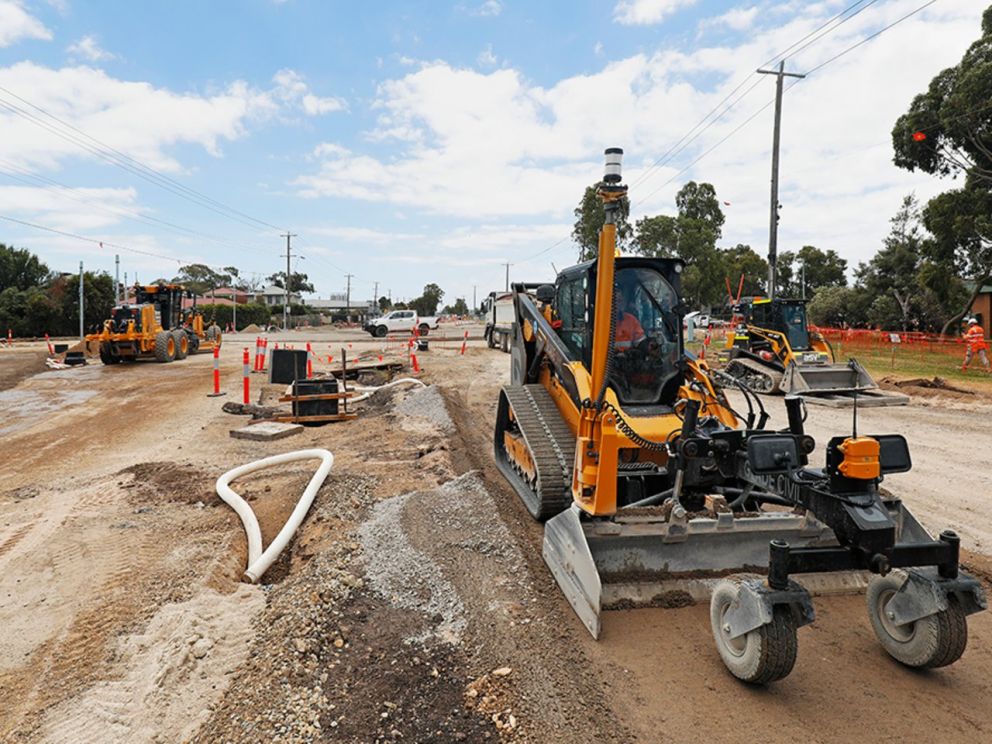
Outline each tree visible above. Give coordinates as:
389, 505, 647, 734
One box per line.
175, 264, 229, 296
807, 286, 868, 327
378, 296, 391, 312
409, 283, 445, 316
721, 244, 767, 300
267, 271, 315, 294
0, 243, 51, 291
573, 183, 632, 261
443, 298, 469, 316
633, 181, 726, 309
856, 196, 927, 331
777, 246, 846, 299
891, 7, 992, 333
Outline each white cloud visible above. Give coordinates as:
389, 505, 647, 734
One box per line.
0, 184, 139, 232
477, 44, 498, 68
272, 68, 347, 115
593, 41, 604, 57
292, 0, 984, 275
613, 0, 698, 26
466, 0, 502, 17
0, 1, 52, 47
310, 142, 350, 159
701, 5, 759, 32
66, 35, 117, 62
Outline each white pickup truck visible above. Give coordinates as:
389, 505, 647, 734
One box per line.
364, 310, 439, 337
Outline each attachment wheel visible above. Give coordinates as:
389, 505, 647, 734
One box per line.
710, 575, 798, 684
866, 571, 968, 668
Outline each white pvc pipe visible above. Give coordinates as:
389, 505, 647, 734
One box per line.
215, 448, 334, 583
350, 377, 426, 402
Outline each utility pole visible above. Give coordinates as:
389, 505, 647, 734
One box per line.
372, 280, 379, 311
800, 261, 806, 301
124, 272, 128, 300
757, 60, 805, 299
281, 231, 297, 331
78, 261, 84, 340
115, 254, 120, 303
345, 274, 354, 323
503, 262, 512, 292
472, 285, 477, 312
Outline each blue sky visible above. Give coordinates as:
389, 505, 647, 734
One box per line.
0, 0, 985, 306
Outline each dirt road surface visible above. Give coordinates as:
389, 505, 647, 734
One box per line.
1, 329, 990, 743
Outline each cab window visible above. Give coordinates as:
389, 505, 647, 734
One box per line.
555, 276, 588, 361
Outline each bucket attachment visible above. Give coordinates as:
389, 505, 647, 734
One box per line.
782, 359, 908, 407
542, 504, 864, 639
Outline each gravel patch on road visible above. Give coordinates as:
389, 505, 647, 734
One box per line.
394, 384, 454, 434
358, 475, 471, 645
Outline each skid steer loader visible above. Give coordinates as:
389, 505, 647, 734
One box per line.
87, 283, 221, 365
493, 148, 984, 684
722, 297, 907, 407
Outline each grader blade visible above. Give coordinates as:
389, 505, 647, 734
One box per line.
542, 505, 869, 639
783, 359, 909, 407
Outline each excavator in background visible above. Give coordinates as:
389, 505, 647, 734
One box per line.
494, 148, 984, 684
88, 283, 221, 364
721, 296, 908, 407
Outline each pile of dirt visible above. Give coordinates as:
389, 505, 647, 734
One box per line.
240, 323, 263, 334
118, 461, 215, 505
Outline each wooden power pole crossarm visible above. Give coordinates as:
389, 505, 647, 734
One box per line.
757, 61, 805, 299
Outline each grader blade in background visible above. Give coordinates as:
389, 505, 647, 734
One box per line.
494, 148, 984, 684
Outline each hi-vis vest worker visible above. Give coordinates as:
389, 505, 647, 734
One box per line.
614, 284, 646, 351
962, 318, 990, 372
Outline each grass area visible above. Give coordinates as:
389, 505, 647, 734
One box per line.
687, 335, 992, 393
834, 341, 992, 391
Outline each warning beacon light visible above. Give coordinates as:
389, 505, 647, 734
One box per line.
604, 147, 623, 183
912, 131, 927, 142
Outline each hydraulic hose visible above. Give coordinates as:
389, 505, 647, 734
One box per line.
215, 448, 334, 583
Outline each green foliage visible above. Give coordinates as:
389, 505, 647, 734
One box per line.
892, 8, 992, 332
269, 303, 309, 317
408, 283, 444, 316
807, 286, 867, 327
267, 271, 315, 294
632, 181, 726, 308
573, 184, 632, 261
0, 243, 51, 291
378, 296, 391, 312
721, 244, 768, 298
779, 245, 847, 299
174, 263, 230, 296
196, 302, 272, 330
443, 297, 469, 315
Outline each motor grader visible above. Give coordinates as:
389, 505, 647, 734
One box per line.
88, 283, 221, 365
493, 148, 984, 684
722, 296, 907, 407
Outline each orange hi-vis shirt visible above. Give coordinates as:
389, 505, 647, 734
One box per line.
965, 325, 988, 352
615, 313, 645, 350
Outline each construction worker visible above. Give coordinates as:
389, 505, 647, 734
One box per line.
962, 318, 990, 372
614, 283, 646, 352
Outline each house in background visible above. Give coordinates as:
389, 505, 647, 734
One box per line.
253, 284, 301, 307
970, 283, 992, 336
307, 292, 376, 321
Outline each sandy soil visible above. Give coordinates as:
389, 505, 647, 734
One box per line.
1, 327, 990, 743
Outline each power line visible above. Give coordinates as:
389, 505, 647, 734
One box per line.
803, 0, 937, 76
0, 84, 285, 234
0, 160, 275, 255
627, 0, 881, 192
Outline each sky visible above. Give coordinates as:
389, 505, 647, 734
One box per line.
0, 0, 985, 307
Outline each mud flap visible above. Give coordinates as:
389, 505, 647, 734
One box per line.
543, 506, 603, 639
885, 568, 988, 626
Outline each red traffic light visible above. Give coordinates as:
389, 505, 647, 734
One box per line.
912, 131, 927, 142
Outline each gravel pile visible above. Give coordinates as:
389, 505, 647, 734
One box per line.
393, 385, 454, 433
358, 477, 470, 645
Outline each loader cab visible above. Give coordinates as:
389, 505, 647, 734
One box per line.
554, 257, 684, 406
741, 298, 811, 351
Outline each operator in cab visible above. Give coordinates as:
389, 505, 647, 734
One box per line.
614, 282, 646, 351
